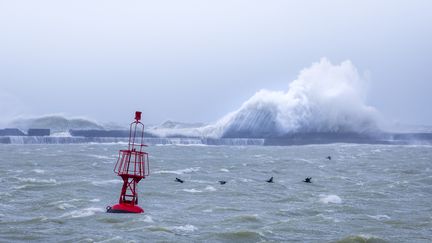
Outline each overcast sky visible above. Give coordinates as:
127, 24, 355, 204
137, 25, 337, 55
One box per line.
0, 0, 431, 126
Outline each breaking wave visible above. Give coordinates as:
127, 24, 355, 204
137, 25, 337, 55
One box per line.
335, 234, 388, 243
4, 58, 382, 140
60, 207, 105, 218
8, 115, 105, 133
200, 58, 380, 138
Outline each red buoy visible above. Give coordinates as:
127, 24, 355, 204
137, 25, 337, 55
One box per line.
107, 111, 149, 213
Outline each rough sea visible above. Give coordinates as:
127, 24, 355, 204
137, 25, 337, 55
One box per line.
0, 143, 431, 242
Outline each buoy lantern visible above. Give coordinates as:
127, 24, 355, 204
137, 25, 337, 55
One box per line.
107, 111, 149, 213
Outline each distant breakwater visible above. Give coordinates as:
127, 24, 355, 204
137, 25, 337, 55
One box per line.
1, 133, 431, 145
0, 136, 265, 145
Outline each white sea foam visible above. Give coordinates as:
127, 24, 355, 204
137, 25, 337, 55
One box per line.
33, 169, 45, 174
91, 179, 121, 186
61, 207, 104, 218
188, 179, 208, 184
56, 203, 76, 210
319, 194, 342, 204
96, 236, 123, 243
183, 189, 202, 193
8, 169, 23, 173
89, 154, 111, 160
17, 177, 57, 184
139, 215, 154, 223
205, 186, 217, 192
154, 167, 200, 175
220, 168, 230, 172
367, 214, 391, 220
170, 224, 198, 233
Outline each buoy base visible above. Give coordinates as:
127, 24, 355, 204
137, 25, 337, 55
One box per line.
106, 203, 144, 213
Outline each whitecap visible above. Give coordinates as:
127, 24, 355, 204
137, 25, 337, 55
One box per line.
319, 194, 342, 204
90, 198, 100, 202
8, 169, 23, 173
91, 179, 121, 186
220, 168, 230, 172
170, 224, 198, 233
18, 177, 57, 184
189, 179, 210, 184
89, 154, 111, 160
139, 215, 154, 223
61, 207, 104, 218
183, 189, 202, 193
56, 203, 76, 210
154, 167, 200, 175
96, 236, 123, 243
205, 186, 217, 192
367, 214, 391, 220
33, 169, 45, 174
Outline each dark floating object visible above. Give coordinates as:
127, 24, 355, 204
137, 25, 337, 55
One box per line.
175, 177, 184, 183
303, 177, 312, 183
326, 156, 332, 160
266, 176, 274, 183
219, 180, 227, 185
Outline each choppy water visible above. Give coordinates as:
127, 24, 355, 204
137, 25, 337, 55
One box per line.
0, 144, 431, 242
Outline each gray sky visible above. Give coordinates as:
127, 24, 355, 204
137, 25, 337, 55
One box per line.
1, 0, 431, 126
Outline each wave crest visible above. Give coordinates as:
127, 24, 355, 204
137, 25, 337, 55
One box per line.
203, 58, 380, 138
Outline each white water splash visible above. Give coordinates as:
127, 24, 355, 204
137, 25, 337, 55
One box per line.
170, 224, 198, 233
204, 186, 217, 192
183, 189, 202, 193
319, 194, 342, 204
154, 167, 200, 175
60, 207, 105, 218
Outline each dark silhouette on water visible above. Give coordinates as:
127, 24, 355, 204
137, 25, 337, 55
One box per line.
326, 156, 332, 160
175, 177, 184, 183
219, 180, 226, 185
266, 176, 274, 183
303, 177, 312, 183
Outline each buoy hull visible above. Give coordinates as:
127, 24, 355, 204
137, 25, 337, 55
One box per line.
107, 203, 144, 214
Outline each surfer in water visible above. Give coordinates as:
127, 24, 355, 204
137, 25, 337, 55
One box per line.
175, 177, 184, 183
326, 156, 332, 160
219, 180, 226, 185
266, 176, 274, 183
303, 177, 312, 183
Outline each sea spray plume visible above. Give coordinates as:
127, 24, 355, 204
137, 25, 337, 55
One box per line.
146, 58, 380, 138
8, 115, 105, 133
201, 58, 380, 138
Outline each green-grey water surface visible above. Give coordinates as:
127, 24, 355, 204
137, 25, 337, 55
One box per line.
0, 144, 431, 242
